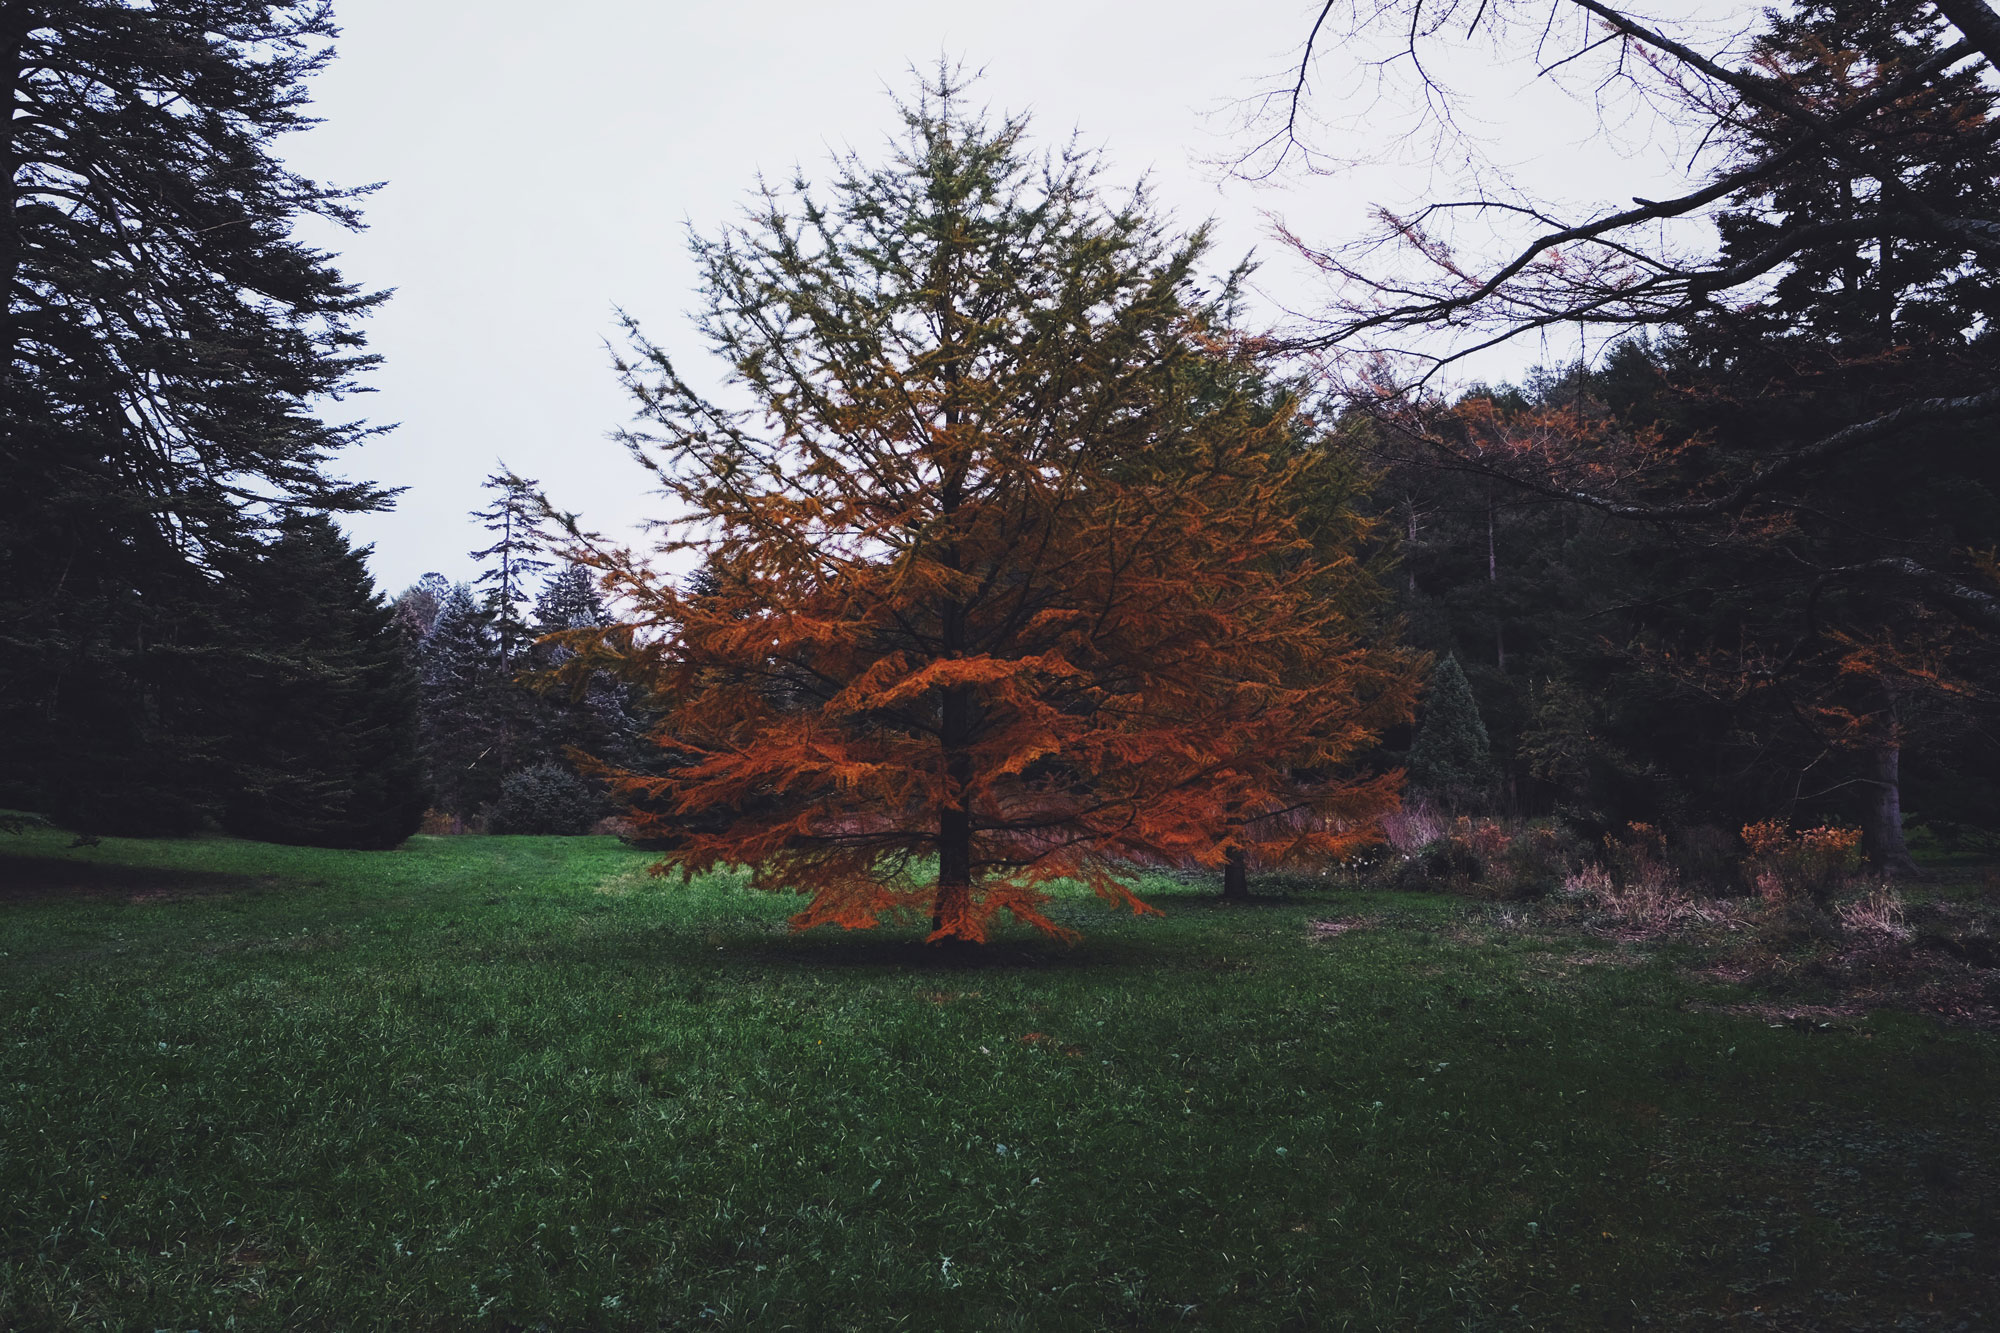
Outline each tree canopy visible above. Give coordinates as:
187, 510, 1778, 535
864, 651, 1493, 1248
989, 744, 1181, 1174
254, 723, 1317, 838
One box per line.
221, 515, 426, 849
555, 75, 1419, 942
1253, 0, 2000, 866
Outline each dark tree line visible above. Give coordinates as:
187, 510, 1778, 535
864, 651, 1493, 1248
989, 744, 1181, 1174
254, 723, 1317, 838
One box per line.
0, 0, 417, 840
1265, 0, 2000, 870
0, 2, 632, 846
390, 473, 646, 834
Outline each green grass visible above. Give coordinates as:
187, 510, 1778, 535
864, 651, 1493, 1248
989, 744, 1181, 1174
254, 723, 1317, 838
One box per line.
1, 832, 1994, 1330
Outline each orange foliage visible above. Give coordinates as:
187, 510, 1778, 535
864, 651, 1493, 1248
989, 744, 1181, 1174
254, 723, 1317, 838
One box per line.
1741, 821, 1863, 905
564, 406, 1417, 941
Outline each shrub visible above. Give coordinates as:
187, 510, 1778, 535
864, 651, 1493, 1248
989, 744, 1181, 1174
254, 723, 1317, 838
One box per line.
1559, 863, 1616, 902
488, 763, 603, 836
1835, 884, 1912, 941
1380, 800, 1447, 856
419, 809, 477, 836
1741, 821, 1862, 906
1385, 815, 1580, 900
1502, 823, 1585, 894
1553, 823, 1720, 929
1668, 823, 1737, 892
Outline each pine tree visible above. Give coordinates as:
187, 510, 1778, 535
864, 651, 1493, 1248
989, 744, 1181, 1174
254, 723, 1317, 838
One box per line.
532, 564, 611, 634
392, 572, 451, 647
415, 583, 503, 819
1408, 656, 1495, 810
526, 562, 643, 778
221, 516, 426, 849
0, 1, 390, 831
469, 470, 550, 667
556, 74, 1418, 942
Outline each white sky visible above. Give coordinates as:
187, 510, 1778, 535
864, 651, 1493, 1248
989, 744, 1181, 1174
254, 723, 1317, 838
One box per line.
288, 0, 1743, 594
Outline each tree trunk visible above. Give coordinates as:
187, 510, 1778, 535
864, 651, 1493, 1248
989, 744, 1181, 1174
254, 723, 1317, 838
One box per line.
1405, 500, 1418, 593
1863, 727, 1919, 878
1487, 495, 1505, 672
0, 4, 29, 387
932, 801, 972, 934
1221, 845, 1249, 900
932, 682, 975, 937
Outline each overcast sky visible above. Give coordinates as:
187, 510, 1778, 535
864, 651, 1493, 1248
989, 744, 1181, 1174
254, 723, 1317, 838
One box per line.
287, 0, 1734, 594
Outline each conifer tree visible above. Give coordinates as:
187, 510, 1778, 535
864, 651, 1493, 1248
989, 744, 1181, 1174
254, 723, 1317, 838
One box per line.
1408, 655, 1495, 810
221, 516, 426, 848
392, 572, 451, 647
556, 75, 1419, 942
0, 0, 389, 830
533, 563, 612, 634
527, 563, 643, 777
415, 582, 503, 819
469, 470, 550, 667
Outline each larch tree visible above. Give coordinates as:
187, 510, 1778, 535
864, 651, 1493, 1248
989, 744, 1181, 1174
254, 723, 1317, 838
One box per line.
554, 76, 1419, 943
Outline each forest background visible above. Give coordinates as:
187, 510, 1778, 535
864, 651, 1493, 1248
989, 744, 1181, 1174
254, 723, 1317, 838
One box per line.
1, 0, 1996, 903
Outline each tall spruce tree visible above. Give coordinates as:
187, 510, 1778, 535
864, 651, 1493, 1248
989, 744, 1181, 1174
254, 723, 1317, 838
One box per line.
221, 515, 426, 849
0, 0, 388, 831
415, 582, 502, 820
527, 562, 643, 777
1408, 655, 1495, 811
469, 470, 550, 667
532, 563, 611, 634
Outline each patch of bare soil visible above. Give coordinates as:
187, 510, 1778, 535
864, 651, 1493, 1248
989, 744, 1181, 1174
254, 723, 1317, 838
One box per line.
0, 854, 269, 904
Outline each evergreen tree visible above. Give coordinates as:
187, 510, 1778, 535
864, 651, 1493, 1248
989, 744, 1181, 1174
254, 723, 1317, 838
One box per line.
488, 761, 602, 835
392, 572, 451, 647
221, 516, 426, 849
1408, 656, 1495, 810
1262, 0, 2000, 867
0, 1, 389, 831
532, 563, 611, 634
415, 583, 503, 819
1674, 0, 2000, 870
526, 562, 643, 776
469, 470, 550, 666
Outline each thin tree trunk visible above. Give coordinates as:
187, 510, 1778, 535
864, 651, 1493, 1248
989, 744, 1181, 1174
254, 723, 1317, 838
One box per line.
1405, 500, 1417, 593
1221, 845, 1249, 900
0, 4, 29, 387
928, 165, 977, 941
1487, 495, 1504, 671
933, 798, 973, 933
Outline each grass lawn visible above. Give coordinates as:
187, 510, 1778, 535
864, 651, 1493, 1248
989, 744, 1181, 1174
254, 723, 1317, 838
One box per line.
1, 830, 1994, 1330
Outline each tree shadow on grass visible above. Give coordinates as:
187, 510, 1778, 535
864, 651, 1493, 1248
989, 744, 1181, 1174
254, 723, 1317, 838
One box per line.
736, 932, 1113, 973
0, 854, 270, 905
504, 914, 1225, 977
